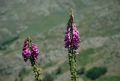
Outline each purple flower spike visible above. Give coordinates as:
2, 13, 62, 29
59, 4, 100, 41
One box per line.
72, 23, 80, 49
31, 44, 39, 60
22, 39, 31, 62
64, 22, 80, 50
22, 38, 40, 62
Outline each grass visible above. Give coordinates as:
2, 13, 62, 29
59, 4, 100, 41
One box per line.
52, 48, 96, 75
21, 12, 68, 36
15, 68, 31, 81
85, 66, 107, 80
97, 76, 120, 81
43, 62, 57, 69
77, 48, 95, 66
81, 75, 120, 81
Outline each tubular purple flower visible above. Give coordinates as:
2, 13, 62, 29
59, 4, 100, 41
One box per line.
22, 38, 29, 50
22, 39, 31, 62
31, 44, 39, 60
22, 38, 42, 81
64, 23, 80, 50
22, 48, 31, 61
22, 38, 40, 62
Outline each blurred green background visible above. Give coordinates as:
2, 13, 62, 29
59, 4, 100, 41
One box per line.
0, 0, 120, 81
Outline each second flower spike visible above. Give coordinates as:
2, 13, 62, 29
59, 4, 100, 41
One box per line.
22, 37, 42, 81
22, 37, 40, 63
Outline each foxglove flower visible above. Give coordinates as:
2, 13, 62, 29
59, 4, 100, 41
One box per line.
22, 38, 40, 62
31, 44, 39, 60
64, 23, 80, 50
65, 10, 80, 81
22, 39, 31, 62
22, 38, 42, 81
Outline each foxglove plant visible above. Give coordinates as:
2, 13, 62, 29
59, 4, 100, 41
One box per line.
64, 11, 80, 81
22, 37, 42, 81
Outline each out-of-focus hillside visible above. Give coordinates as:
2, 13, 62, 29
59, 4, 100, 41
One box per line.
0, 0, 120, 81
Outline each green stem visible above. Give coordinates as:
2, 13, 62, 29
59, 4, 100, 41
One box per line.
33, 65, 42, 81
28, 37, 42, 81
29, 58, 42, 81
68, 50, 77, 81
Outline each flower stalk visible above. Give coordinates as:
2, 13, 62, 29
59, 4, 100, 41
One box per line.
64, 10, 80, 81
22, 37, 42, 81
33, 64, 42, 81
68, 52, 77, 81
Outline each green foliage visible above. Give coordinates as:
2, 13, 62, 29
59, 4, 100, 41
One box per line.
43, 62, 56, 69
77, 48, 95, 66
0, 66, 12, 75
97, 76, 120, 81
56, 67, 63, 75
16, 68, 30, 81
0, 35, 19, 50
42, 73, 54, 81
77, 67, 85, 75
86, 66, 107, 80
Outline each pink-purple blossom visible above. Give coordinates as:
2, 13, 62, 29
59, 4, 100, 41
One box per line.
31, 44, 39, 60
22, 38, 40, 62
22, 39, 31, 61
22, 48, 31, 61
64, 23, 80, 50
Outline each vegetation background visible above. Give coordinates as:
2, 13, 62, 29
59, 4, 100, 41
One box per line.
0, 0, 120, 81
